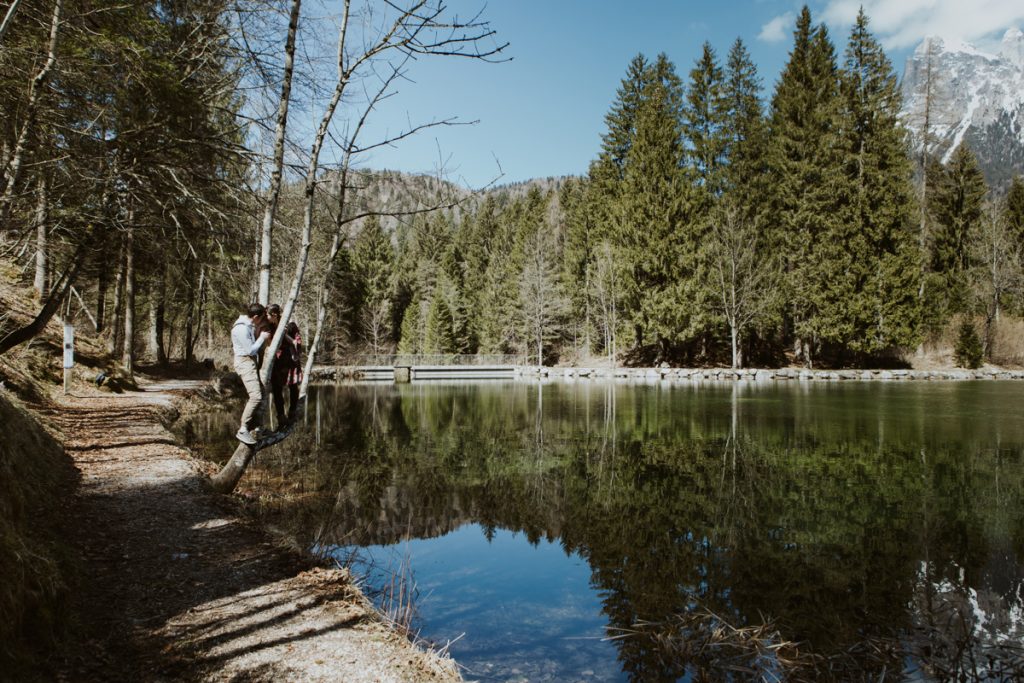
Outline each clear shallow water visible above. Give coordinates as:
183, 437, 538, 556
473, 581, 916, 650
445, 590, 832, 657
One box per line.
181, 380, 1024, 681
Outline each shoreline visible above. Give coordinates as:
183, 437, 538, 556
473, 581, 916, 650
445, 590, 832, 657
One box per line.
43, 379, 461, 682
313, 365, 1024, 382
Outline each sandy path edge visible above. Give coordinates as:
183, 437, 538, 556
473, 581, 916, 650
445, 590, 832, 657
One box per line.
45, 379, 460, 682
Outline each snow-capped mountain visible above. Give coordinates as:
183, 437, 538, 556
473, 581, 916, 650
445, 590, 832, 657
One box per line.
901, 28, 1024, 189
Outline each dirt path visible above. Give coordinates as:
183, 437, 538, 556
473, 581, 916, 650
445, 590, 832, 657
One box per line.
45, 380, 459, 682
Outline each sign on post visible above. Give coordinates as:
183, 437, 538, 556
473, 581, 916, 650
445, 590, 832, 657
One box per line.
63, 324, 74, 394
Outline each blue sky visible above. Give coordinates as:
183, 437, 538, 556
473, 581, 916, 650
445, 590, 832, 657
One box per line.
352, 0, 1024, 188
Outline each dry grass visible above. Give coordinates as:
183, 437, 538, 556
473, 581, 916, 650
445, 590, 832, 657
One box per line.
909, 314, 1024, 370
988, 317, 1024, 366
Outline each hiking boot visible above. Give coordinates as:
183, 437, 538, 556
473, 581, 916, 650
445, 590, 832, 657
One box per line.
236, 428, 257, 445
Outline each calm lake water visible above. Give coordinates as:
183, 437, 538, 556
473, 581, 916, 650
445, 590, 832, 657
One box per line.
180, 380, 1024, 682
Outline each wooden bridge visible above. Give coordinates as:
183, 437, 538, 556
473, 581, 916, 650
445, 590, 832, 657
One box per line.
312, 354, 528, 382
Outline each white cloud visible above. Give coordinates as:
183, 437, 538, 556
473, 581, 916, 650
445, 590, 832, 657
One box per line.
822, 0, 1024, 50
758, 12, 795, 43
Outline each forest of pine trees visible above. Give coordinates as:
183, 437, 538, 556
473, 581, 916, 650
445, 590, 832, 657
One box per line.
2, 4, 1023, 370
345, 8, 1024, 368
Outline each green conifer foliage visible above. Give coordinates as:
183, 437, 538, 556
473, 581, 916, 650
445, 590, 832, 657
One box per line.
720, 38, 767, 204
352, 215, 396, 351
929, 144, 987, 313
1005, 175, 1024, 246
397, 294, 423, 355
766, 7, 851, 361
617, 54, 698, 359
683, 42, 727, 196
954, 320, 983, 368
423, 283, 457, 354
559, 178, 598, 355
837, 8, 921, 355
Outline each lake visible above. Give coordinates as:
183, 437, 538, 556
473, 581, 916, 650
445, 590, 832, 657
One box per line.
180, 379, 1024, 682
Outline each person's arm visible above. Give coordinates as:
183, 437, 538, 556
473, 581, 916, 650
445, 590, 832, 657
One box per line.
249, 330, 269, 356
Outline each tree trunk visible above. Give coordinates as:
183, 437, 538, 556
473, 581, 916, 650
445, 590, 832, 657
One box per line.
185, 264, 205, 368
33, 174, 47, 298
109, 239, 126, 353
257, 0, 302, 305
209, 443, 257, 494
148, 262, 167, 365
96, 263, 107, 334
122, 222, 135, 376
730, 323, 739, 369
299, 284, 328, 398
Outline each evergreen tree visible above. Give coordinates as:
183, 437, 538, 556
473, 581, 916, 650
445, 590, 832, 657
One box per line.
397, 294, 425, 355
423, 281, 457, 354
683, 42, 727, 196
1005, 175, 1024, 246
477, 194, 525, 353
720, 38, 767, 210
595, 54, 652, 181
559, 178, 597, 356
617, 54, 699, 359
766, 6, 851, 363
929, 144, 987, 314
455, 196, 499, 345
352, 215, 395, 352
836, 8, 921, 355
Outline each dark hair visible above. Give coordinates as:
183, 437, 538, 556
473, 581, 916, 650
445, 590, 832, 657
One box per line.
285, 321, 299, 336
247, 303, 266, 318
267, 304, 282, 316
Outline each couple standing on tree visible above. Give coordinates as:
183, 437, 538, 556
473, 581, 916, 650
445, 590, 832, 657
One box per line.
231, 303, 303, 445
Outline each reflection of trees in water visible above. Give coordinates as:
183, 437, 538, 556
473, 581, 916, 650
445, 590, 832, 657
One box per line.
191, 381, 1024, 680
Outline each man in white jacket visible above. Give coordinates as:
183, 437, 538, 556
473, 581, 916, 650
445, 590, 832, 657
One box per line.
231, 303, 270, 444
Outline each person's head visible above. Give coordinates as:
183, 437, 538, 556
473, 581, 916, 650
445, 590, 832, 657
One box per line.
266, 304, 282, 325
246, 303, 266, 323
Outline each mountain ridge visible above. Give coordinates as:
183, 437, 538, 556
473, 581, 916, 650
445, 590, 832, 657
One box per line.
900, 28, 1024, 188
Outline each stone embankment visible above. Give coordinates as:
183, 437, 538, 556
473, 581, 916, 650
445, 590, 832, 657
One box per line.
522, 367, 1024, 381
313, 365, 1024, 382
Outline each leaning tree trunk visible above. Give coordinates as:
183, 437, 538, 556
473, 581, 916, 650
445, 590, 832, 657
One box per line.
209, 444, 258, 493
0, 244, 86, 355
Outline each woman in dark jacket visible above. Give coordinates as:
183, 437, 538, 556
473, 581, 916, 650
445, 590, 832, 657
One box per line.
266, 305, 302, 427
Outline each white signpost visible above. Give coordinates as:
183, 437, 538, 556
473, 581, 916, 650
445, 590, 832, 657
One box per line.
63, 323, 74, 394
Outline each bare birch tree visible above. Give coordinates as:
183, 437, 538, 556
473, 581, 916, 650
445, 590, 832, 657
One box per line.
971, 199, 1023, 357
706, 207, 780, 369
592, 241, 619, 365
255, 0, 301, 306
519, 224, 568, 366
211, 0, 506, 493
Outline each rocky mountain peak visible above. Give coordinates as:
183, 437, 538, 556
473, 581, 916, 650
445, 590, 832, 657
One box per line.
901, 29, 1024, 188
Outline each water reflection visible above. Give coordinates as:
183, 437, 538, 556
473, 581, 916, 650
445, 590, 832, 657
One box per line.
181, 380, 1024, 681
